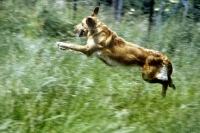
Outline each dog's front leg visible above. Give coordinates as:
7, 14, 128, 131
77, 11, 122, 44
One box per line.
56, 42, 94, 56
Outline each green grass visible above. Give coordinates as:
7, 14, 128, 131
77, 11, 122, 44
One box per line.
0, 1, 200, 133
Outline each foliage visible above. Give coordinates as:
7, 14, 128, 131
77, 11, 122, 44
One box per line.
0, 0, 200, 133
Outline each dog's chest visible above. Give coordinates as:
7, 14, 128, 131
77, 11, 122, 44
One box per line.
94, 51, 121, 66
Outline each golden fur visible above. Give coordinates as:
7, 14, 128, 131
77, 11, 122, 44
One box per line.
57, 6, 175, 97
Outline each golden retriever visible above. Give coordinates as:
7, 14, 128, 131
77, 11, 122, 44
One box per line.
56, 6, 175, 97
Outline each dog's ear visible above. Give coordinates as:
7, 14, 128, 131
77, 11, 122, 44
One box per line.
91, 6, 99, 16
86, 17, 95, 27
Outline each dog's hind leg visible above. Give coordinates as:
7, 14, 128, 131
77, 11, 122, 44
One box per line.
168, 76, 176, 90
142, 64, 175, 97
161, 81, 168, 97
148, 79, 168, 97
165, 62, 176, 90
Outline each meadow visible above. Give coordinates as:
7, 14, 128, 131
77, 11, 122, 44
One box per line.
0, 1, 200, 133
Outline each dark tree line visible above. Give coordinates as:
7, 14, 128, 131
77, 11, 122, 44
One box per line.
95, 0, 199, 29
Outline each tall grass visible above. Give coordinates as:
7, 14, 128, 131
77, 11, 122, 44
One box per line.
0, 1, 200, 133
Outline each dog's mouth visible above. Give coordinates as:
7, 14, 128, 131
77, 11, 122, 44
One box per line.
77, 29, 85, 37
75, 28, 88, 37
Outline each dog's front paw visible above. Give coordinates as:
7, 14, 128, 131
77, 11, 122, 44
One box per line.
56, 42, 67, 50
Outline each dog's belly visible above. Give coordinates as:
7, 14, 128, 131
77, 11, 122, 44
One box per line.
94, 51, 121, 66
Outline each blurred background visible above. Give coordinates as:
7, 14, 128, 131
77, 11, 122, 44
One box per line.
0, 0, 200, 132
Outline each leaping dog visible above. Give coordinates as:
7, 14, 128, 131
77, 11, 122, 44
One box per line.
56, 6, 175, 97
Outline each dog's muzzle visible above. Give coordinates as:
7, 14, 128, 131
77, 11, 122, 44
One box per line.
77, 29, 85, 37
74, 26, 88, 37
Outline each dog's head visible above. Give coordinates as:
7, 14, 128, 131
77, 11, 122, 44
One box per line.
74, 6, 100, 37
